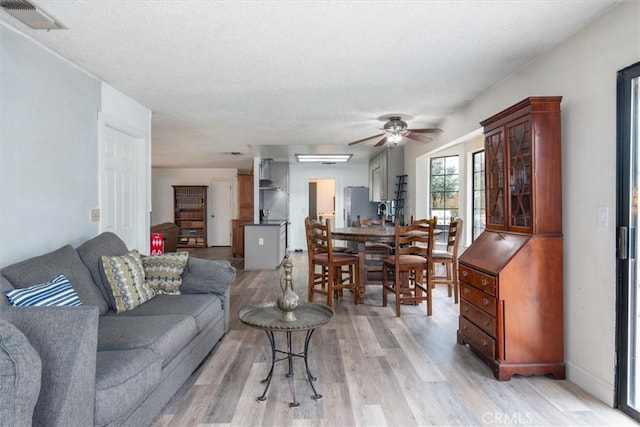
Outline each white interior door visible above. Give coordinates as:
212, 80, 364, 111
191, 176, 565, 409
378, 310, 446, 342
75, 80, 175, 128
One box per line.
101, 125, 140, 250
208, 181, 232, 246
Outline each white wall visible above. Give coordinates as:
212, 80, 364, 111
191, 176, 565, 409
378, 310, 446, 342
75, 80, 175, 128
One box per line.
151, 168, 238, 224
0, 24, 153, 267
289, 163, 369, 250
406, 0, 639, 405
0, 24, 102, 266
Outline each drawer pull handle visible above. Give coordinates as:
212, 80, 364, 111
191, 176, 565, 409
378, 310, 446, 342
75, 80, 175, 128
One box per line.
462, 306, 468, 312
462, 270, 469, 277
482, 318, 490, 326
463, 288, 470, 295
462, 324, 467, 330
481, 279, 489, 287
482, 298, 490, 306
481, 339, 488, 347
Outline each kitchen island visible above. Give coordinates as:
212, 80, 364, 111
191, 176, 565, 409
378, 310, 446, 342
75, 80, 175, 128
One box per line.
244, 220, 288, 270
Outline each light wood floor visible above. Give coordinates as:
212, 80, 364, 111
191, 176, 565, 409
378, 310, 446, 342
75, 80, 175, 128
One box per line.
152, 249, 635, 426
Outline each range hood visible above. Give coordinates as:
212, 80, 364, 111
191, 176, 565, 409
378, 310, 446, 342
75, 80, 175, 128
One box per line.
259, 159, 280, 191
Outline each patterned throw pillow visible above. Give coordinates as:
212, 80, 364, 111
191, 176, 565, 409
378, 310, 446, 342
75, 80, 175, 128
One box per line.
101, 250, 155, 313
5, 274, 83, 307
141, 252, 189, 295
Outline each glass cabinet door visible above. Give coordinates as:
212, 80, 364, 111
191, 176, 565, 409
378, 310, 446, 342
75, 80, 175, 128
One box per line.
507, 117, 534, 233
485, 128, 506, 229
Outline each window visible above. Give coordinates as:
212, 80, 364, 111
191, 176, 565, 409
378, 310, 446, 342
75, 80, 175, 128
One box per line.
430, 155, 459, 240
472, 150, 486, 240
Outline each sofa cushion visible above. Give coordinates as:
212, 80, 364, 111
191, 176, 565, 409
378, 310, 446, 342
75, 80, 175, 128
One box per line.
141, 252, 189, 295
103, 294, 222, 333
76, 232, 129, 305
5, 274, 82, 307
94, 349, 162, 426
101, 251, 155, 313
0, 276, 14, 307
0, 245, 109, 315
98, 315, 197, 366
0, 319, 42, 427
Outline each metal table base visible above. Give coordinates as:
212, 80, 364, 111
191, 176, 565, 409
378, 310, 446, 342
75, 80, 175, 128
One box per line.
258, 329, 322, 407
238, 301, 334, 407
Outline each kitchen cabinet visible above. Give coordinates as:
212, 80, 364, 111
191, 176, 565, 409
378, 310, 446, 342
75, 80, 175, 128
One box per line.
369, 146, 404, 202
244, 221, 287, 270
232, 173, 254, 257
237, 173, 254, 221
457, 96, 564, 381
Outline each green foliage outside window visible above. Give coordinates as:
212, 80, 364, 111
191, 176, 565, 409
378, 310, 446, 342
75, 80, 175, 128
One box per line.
430, 156, 459, 226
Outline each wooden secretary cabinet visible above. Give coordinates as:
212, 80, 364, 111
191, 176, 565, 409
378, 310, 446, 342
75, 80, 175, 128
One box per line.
457, 97, 565, 381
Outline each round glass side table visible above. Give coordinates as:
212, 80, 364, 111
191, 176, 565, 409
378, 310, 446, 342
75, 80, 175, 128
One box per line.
238, 301, 334, 407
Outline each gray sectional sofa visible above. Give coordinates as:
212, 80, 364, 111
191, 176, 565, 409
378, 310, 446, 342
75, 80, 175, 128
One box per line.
0, 232, 236, 426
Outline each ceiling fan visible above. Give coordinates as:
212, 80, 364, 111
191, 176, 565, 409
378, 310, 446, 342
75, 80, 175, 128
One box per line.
348, 116, 442, 147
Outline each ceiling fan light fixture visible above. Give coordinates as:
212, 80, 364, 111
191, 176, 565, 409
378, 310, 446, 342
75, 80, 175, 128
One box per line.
383, 117, 408, 134
389, 133, 402, 145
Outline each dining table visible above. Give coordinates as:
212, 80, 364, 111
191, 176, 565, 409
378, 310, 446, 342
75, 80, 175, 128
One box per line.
331, 225, 441, 302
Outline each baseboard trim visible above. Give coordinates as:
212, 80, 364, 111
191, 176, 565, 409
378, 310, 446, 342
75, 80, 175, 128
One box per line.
566, 361, 615, 407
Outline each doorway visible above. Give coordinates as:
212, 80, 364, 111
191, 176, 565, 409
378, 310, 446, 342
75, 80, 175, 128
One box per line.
208, 181, 232, 246
308, 179, 336, 224
99, 120, 146, 251
616, 61, 640, 422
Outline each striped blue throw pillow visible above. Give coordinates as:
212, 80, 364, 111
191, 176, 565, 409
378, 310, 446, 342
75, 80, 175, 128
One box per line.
5, 274, 83, 307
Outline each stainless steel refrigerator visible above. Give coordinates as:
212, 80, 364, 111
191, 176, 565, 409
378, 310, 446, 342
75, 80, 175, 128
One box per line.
343, 186, 379, 227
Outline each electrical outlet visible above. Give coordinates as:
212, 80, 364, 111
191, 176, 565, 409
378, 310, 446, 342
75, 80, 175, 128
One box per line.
90, 208, 100, 222
258, 238, 264, 245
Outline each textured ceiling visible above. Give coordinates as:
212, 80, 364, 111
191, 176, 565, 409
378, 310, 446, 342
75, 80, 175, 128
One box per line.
1, 0, 618, 169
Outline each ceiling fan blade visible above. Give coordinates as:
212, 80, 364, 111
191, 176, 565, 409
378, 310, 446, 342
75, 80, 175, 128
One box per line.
374, 135, 388, 147
348, 133, 385, 146
404, 132, 434, 143
407, 128, 443, 134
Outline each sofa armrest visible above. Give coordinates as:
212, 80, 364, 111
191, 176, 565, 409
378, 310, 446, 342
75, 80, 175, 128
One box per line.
181, 258, 236, 296
0, 306, 99, 427
181, 258, 236, 331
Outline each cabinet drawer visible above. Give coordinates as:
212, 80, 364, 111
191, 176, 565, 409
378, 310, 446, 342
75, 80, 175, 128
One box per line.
459, 316, 496, 360
459, 265, 496, 296
460, 298, 496, 337
460, 283, 496, 316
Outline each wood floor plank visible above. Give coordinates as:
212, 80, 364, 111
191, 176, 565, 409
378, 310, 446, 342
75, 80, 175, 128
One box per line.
195, 330, 248, 385
351, 314, 386, 357
228, 362, 268, 426
150, 250, 637, 427
384, 317, 447, 382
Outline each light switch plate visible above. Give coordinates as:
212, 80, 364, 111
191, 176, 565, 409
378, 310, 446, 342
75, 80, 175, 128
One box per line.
597, 206, 609, 226
90, 208, 100, 222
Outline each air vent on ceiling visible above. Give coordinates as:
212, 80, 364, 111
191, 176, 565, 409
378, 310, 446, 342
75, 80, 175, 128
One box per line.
1, 0, 66, 30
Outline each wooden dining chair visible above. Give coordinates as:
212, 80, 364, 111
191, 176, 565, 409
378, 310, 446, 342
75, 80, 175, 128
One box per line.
306, 217, 360, 307
382, 218, 436, 316
431, 217, 463, 303
305, 217, 328, 291
356, 215, 392, 288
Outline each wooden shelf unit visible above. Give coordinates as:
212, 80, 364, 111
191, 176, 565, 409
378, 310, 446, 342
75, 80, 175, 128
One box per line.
173, 185, 208, 248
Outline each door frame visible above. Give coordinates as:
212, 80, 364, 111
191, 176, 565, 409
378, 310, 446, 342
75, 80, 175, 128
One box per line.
616, 61, 640, 422
98, 111, 151, 253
